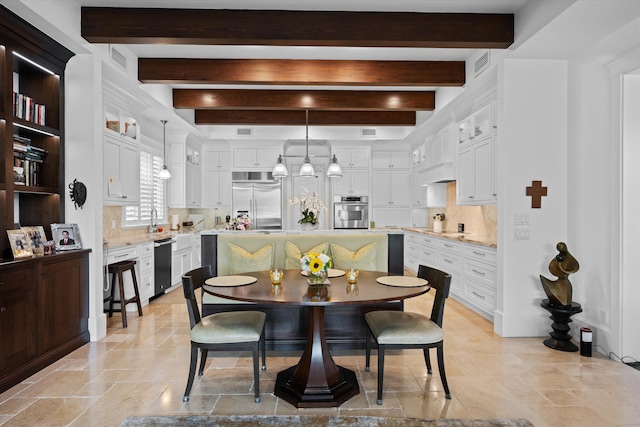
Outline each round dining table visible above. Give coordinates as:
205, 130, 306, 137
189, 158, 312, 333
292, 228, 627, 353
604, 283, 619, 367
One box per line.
203, 269, 429, 408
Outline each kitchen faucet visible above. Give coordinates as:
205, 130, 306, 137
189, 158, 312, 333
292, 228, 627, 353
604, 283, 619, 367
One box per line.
149, 207, 158, 233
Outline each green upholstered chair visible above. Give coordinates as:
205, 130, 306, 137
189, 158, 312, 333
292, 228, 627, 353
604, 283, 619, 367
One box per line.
365, 264, 452, 404
182, 265, 266, 403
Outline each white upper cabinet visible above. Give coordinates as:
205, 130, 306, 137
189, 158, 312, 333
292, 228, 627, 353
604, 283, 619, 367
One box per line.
233, 148, 279, 170
372, 170, 411, 207
333, 169, 369, 196
103, 134, 140, 205
371, 150, 411, 169
204, 150, 231, 171
169, 140, 202, 208
456, 101, 496, 205
334, 148, 370, 169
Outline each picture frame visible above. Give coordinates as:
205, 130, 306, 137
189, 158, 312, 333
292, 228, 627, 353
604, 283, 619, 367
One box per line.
22, 225, 47, 256
7, 229, 33, 258
51, 223, 82, 251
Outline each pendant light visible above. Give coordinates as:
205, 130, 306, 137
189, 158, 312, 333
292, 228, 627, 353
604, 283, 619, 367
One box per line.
327, 153, 343, 178
158, 119, 171, 180
272, 154, 288, 178
299, 110, 315, 177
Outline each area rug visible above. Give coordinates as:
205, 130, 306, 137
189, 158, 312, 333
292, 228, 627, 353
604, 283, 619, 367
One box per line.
120, 415, 535, 427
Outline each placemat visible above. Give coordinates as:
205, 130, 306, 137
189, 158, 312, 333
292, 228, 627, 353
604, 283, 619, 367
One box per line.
301, 269, 345, 278
376, 276, 428, 287
205, 276, 257, 287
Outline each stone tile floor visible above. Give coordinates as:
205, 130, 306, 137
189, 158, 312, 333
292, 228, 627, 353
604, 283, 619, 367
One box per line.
1, 285, 639, 427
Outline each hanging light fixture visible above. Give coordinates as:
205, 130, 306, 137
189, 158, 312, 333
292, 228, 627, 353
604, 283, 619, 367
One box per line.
158, 119, 171, 180
272, 154, 288, 178
299, 109, 315, 177
327, 153, 343, 178
272, 109, 342, 178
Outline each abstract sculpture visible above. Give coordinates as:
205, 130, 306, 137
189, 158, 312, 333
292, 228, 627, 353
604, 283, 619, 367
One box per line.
539, 242, 580, 306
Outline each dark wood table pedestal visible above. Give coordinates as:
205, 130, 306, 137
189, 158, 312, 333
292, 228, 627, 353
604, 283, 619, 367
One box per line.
274, 306, 359, 408
540, 299, 583, 352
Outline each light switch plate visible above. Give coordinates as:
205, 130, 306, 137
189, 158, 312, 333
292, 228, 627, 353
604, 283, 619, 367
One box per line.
514, 228, 530, 240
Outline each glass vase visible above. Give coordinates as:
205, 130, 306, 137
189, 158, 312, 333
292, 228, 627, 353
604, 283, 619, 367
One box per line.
307, 269, 328, 285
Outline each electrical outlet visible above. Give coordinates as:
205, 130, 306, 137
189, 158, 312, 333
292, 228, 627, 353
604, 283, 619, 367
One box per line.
111, 220, 116, 229
514, 213, 530, 225
514, 228, 530, 240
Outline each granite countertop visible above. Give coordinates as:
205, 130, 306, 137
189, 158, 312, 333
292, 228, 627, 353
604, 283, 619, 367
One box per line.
403, 227, 496, 248
104, 230, 200, 250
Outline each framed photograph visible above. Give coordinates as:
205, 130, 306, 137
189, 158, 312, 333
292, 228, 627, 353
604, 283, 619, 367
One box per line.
7, 229, 33, 258
22, 226, 47, 256
51, 223, 82, 251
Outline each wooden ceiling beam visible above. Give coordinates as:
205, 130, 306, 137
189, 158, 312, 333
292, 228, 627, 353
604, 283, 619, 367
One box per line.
81, 8, 514, 48
174, 89, 435, 111
140, 58, 464, 86
195, 110, 416, 126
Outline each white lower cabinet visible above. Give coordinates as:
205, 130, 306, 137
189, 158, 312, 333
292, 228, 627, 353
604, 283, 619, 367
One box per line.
404, 231, 496, 320
137, 243, 154, 302
171, 234, 194, 288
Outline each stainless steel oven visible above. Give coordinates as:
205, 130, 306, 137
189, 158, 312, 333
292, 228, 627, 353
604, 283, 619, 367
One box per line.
334, 196, 369, 229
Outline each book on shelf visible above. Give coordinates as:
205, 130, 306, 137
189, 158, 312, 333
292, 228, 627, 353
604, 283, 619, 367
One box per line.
12, 91, 46, 126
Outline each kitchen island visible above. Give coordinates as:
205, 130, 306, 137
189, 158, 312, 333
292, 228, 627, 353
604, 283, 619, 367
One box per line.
199, 229, 404, 350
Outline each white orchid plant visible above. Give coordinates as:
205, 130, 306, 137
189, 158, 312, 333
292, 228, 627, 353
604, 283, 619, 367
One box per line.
289, 187, 327, 225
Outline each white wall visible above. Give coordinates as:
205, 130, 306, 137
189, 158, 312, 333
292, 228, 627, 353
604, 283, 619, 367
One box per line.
65, 54, 107, 341
495, 59, 568, 337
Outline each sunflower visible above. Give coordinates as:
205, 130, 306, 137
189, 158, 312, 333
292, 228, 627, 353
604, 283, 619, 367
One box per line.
309, 257, 324, 273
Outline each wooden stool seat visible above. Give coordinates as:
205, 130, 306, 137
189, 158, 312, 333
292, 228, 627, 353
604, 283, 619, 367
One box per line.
108, 260, 143, 328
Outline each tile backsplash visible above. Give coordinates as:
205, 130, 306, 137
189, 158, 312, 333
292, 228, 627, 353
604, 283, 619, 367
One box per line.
427, 182, 497, 243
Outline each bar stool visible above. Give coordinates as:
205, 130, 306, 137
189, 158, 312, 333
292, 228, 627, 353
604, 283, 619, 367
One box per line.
108, 260, 143, 328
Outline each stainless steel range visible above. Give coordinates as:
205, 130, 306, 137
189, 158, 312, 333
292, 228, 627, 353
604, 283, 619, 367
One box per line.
333, 196, 369, 229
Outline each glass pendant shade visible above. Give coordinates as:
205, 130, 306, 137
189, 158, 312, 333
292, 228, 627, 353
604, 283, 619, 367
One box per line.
272, 154, 288, 178
300, 156, 315, 176
327, 154, 343, 177
159, 165, 171, 180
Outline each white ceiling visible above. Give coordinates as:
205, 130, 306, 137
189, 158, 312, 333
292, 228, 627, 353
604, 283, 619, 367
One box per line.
72, 0, 528, 138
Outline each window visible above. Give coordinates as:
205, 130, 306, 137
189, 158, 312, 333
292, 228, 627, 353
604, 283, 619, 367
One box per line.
124, 149, 165, 226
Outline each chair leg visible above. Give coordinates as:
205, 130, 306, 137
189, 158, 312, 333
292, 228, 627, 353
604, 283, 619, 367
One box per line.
183, 345, 198, 402
423, 348, 433, 374
365, 326, 371, 372
252, 343, 261, 403
117, 271, 128, 328
260, 329, 266, 371
376, 345, 385, 405
437, 345, 451, 399
198, 349, 208, 376
108, 273, 116, 317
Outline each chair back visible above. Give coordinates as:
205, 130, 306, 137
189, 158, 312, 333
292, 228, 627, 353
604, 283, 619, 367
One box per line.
182, 265, 214, 329
417, 264, 451, 327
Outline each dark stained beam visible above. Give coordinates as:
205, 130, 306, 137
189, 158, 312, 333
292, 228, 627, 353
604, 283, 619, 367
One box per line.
140, 59, 465, 86
195, 110, 416, 126
81, 8, 514, 48
174, 89, 435, 111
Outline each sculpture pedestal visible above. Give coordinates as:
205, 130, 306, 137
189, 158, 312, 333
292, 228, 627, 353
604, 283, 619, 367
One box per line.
540, 299, 583, 352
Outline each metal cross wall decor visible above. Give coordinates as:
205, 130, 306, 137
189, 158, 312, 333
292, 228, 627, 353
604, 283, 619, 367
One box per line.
526, 180, 547, 208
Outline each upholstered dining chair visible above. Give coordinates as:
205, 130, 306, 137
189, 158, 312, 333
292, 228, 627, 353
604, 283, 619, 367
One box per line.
182, 265, 266, 403
365, 264, 452, 404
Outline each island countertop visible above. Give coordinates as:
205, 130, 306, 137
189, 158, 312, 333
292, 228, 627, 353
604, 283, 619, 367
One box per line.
200, 228, 404, 235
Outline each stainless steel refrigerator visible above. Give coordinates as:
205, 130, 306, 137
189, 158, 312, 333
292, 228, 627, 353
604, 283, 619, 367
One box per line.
232, 172, 282, 230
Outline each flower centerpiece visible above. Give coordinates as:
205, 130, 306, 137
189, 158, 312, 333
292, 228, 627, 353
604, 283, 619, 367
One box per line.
289, 187, 327, 229
300, 250, 332, 284
226, 214, 252, 231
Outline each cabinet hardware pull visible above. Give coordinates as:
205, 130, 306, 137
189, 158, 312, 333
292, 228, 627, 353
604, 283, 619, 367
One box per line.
472, 269, 486, 276
443, 259, 453, 263
115, 254, 130, 258
472, 251, 485, 256
472, 291, 485, 299
444, 244, 453, 248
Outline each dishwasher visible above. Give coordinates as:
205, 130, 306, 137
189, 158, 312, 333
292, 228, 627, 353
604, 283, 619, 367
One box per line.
153, 237, 174, 297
